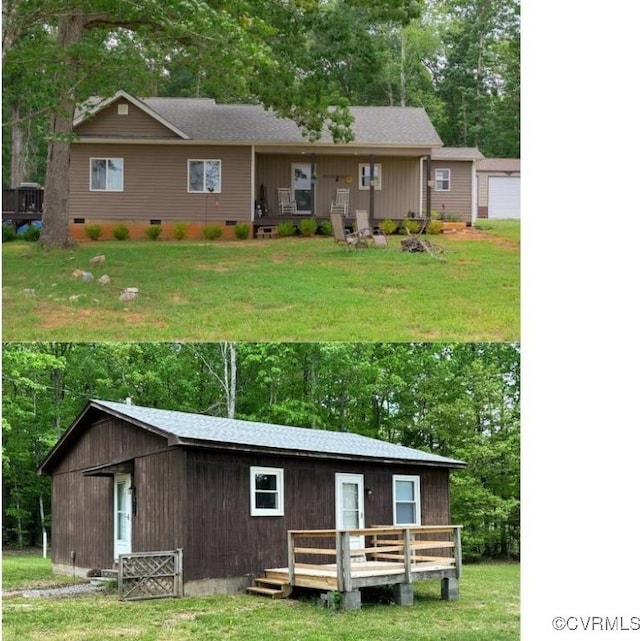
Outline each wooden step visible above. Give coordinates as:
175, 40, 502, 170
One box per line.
247, 576, 292, 599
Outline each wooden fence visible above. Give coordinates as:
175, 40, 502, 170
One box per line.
118, 549, 183, 601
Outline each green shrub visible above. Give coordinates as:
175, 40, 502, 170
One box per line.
276, 221, 296, 237
298, 217, 317, 237
173, 223, 187, 240
234, 223, 250, 240
380, 219, 397, 235
403, 219, 420, 234
318, 220, 332, 236
203, 225, 223, 240
85, 224, 103, 240
112, 224, 130, 241
430, 210, 441, 220
2, 224, 17, 243
145, 225, 162, 240
427, 220, 444, 235
21, 224, 41, 242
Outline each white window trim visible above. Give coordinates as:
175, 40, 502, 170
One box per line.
358, 163, 382, 190
90, 157, 124, 192
188, 159, 222, 193
250, 466, 284, 517
393, 474, 421, 526
435, 168, 451, 192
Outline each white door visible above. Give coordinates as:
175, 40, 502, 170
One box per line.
291, 163, 313, 213
114, 473, 132, 559
488, 176, 520, 219
335, 473, 365, 553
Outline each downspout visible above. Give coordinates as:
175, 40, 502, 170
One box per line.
471, 158, 478, 226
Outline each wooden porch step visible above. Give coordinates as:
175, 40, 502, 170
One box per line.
247, 575, 292, 599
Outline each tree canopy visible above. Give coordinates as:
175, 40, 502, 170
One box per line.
2, 341, 520, 560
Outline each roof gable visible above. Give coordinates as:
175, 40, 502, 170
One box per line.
39, 399, 465, 473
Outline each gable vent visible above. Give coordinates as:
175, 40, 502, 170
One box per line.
117, 104, 129, 116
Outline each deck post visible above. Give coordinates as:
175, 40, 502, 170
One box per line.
336, 530, 352, 593
403, 528, 413, 584
287, 531, 295, 585
453, 526, 462, 578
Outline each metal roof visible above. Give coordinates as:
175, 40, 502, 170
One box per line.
91, 400, 464, 468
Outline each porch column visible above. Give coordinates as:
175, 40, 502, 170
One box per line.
425, 153, 432, 220
310, 153, 316, 217
369, 154, 375, 219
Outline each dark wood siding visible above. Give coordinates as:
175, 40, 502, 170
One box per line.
182, 449, 450, 581
75, 100, 181, 139
69, 144, 252, 223
49, 416, 173, 570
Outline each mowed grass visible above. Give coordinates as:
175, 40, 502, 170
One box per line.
2, 550, 85, 591
2, 221, 519, 341
2, 558, 520, 641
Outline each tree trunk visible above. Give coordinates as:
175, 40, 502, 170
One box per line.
10, 101, 27, 186
40, 12, 87, 249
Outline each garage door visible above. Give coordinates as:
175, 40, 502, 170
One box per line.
488, 176, 520, 219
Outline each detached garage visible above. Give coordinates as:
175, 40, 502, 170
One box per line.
477, 158, 520, 219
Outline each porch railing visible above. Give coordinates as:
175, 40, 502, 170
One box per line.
286, 525, 462, 592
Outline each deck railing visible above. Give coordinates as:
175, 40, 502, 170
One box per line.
286, 525, 462, 592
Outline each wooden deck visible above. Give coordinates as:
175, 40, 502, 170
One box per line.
249, 526, 462, 608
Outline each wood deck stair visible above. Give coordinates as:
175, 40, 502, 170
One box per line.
246, 575, 292, 599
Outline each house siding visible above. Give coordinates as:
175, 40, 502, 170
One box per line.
426, 160, 475, 223
75, 99, 182, 139
183, 449, 450, 582
69, 143, 252, 235
49, 416, 176, 570
257, 154, 422, 220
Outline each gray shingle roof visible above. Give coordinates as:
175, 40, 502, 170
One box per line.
138, 97, 442, 146
432, 147, 485, 161
94, 400, 464, 468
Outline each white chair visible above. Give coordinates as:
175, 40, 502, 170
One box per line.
278, 188, 297, 215
330, 188, 350, 216
356, 209, 387, 248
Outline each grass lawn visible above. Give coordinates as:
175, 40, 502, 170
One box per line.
1, 549, 86, 591
2, 555, 520, 641
2, 221, 519, 341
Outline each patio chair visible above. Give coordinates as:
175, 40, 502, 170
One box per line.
278, 187, 297, 215
330, 212, 368, 250
330, 188, 350, 217
355, 209, 387, 248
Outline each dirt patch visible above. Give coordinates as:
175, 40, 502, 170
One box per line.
442, 227, 519, 249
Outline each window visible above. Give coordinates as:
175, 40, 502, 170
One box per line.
435, 168, 450, 191
393, 475, 421, 525
359, 163, 382, 190
90, 158, 123, 191
188, 159, 221, 193
250, 467, 284, 516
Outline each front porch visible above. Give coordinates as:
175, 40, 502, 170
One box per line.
248, 525, 462, 610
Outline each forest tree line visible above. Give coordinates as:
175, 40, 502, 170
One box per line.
2, 342, 520, 560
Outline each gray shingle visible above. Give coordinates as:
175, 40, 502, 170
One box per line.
140, 98, 442, 146
94, 400, 463, 467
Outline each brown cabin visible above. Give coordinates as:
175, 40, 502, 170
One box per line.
38, 399, 465, 597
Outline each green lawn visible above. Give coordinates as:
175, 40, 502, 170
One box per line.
2, 555, 520, 641
1, 550, 86, 591
2, 222, 519, 341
